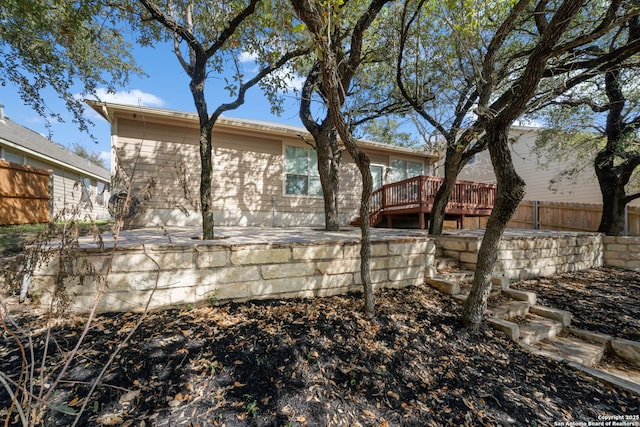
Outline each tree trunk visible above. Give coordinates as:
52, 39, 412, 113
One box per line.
596, 68, 630, 236
462, 124, 525, 328
315, 129, 342, 231
324, 88, 375, 317
291, 0, 388, 318
323, 51, 375, 318
429, 149, 464, 235
357, 159, 375, 318
199, 124, 215, 239
299, 64, 341, 231
596, 152, 627, 236
190, 69, 215, 240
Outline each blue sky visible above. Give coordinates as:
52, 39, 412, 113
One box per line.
0, 41, 307, 168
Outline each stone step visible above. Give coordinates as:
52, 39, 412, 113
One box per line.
530, 305, 572, 327
568, 362, 640, 396
487, 300, 531, 320
426, 276, 460, 296
610, 338, 640, 369
524, 335, 606, 366
519, 314, 565, 345
434, 256, 461, 272
459, 282, 502, 296
487, 317, 520, 341
502, 288, 537, 305
443, 270, 475, 283
450, 282, 504, 303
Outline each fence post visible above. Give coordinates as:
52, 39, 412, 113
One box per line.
533, 200, 539, 230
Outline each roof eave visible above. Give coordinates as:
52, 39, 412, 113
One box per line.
89, 101, 440, 162
0, 136, 109, 182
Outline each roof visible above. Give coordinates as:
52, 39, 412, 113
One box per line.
87, 100, 439, 162
0, 112, 109, 182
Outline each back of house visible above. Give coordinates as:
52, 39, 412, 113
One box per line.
89, 101, 438, 228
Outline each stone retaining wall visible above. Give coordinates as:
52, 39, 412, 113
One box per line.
27, 230, 639, 314
435, 232, 604, 280
603, 236, 640, 272
29, 237, 436, 313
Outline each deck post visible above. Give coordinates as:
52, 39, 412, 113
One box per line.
381, 186, 387, 211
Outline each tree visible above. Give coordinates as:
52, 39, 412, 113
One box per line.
461, 0, 640, 328
298, 63, 344, 231
0, 0, 140, 135
71, 143, 107, 169
596, 66, 640, 234
396, 0, 519, 235
292, 0, 393, 318
129, 0, 308, 239
531, 17, 640, 236
297, 4, 411, 231
357, 116, 418, 148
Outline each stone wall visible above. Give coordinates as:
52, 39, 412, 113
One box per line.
27, 230, 639, 314
603, 236, 640, 272
434, 232, 604, 280
29, 237, 436, 313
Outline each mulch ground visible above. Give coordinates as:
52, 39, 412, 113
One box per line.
511, 266, 640, 342
1, 268, 640, 426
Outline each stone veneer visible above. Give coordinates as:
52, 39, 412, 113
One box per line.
27, 230, 639, 313
603, 236, 640, 272
29, 237, 436, 313
434, 232, 604, 280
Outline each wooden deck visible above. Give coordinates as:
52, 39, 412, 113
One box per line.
364, 175, 496, 229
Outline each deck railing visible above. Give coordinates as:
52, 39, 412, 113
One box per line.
369, 175, 496, 225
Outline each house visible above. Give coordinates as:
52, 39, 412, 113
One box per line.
88, 101, 439, 228
0, 104, 111, 223
453, 126, 640, 207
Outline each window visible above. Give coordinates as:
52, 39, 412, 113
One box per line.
285, 146, 322, 196
97, 182, 107, 206
80, 177, 92, 206
370, 165, 384, 190
390, 159, 423, 182
1, 147, 24, 164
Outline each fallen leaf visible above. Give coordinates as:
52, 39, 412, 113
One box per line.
386, 391, 399, 400
96, 414, 124, 425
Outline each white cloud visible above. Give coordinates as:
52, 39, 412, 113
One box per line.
90, 88, 166, 107
99, 150, 111, 166
239, 51, 258, 63
515, 117, 543, 128
284, 73, 305, 92
270, 67, 305, 93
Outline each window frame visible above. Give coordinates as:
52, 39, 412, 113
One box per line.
283, 145, 323, 197
389, 158, 424, 183
370, 164, 385, 190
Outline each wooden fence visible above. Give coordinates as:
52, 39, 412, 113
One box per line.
461, 200, 640, 236
0, 159, 51, 225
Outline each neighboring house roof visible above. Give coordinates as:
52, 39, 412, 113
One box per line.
0, 106, 109, 182
87, 100, 439, 162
